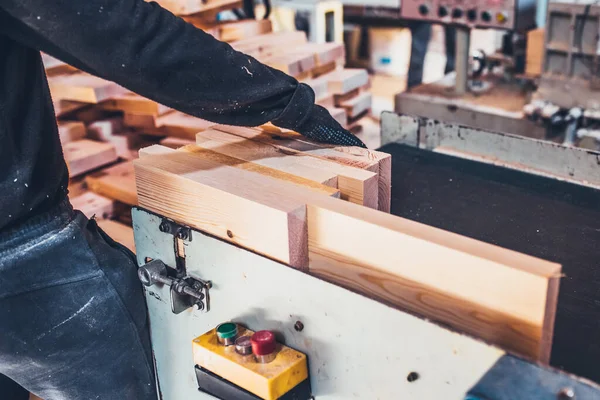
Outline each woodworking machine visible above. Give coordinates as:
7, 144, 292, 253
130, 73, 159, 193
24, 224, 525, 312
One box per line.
132, 112, 600, 399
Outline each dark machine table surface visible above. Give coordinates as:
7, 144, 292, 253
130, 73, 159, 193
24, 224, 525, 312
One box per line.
380, 143, 600, 383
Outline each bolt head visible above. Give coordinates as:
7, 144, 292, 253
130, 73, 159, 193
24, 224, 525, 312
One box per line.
159, 221, 170, 233
294, 321, 304, 332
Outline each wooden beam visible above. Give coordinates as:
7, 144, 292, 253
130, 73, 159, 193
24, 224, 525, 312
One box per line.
205, 127, 378, 208
58, 121, 86, 145
53, 100, 87, 118
134, 146, 340, 269
87, 118, 141, 160
196, 130, 338, 187
70, 192, 115, 219
97, 92, 171, 116
153, 0, 242, 16
140, 144, 340, 197
323, 69, 370, 95
98, 219, 136, 253
306, 195, 561, 362
63, 139, 118, 178
125, 111, 215, 139
212, 125, 392, 212
340, 92, 372, 118
86, 161, 138, 206
42, 53, 77, 76
49, 73, 127, 103
231, 31, 307, 57
160, 137, 196, 149
263, 53, 316, 78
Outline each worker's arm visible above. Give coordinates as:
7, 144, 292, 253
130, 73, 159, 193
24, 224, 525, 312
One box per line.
0, 0, 365, 147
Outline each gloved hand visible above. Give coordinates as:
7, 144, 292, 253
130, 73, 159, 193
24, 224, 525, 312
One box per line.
294, 104, 366, 148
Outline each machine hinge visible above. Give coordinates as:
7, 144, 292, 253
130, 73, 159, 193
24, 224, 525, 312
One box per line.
159, 217, 192, 277
139, 217, 211, 314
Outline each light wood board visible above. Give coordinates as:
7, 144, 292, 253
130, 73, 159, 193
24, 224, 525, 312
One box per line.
212, 125, 391, 212
196, 129, 377, 207
58, 121, 86, 145
86, 161, 138, 206
63, 139, 118, 178
306, 195, 560, 362
134, 146, 340, 269
70, 192, 114, 219
49, 73, 127, 103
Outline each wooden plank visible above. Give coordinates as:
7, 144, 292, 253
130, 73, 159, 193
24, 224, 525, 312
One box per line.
70, 192, 115, 219
63, 139, 118, 178
303, 42, 345, 66
58, 121, 86, 145
208, 127, 378, 208
231, 31, 307, 57
97, 93, 171, 116
123, 112, 159, 130
196, 130, 338, 187
152, 112, 215, 139
160, 137, 196, 149
67, 176, 88, 199
140, 144, 339, 197
263, 53, 316, 78
340, 92, 372, 118
153, 0, 241, 16
306, 195, 561, 361
196, 129, 378, 206
323, 69, 370, 95
49, 73, 127, 103
214, 124, 392, 212
219, 19, 273, 42
53, 99, 88, 118
42, 53, 77, 76
126, 111, 215, 139
134, 146, 339, 269
334, 88, 361, 106
310, 61, 338, 78
87, 118, 141, 160
86, 161, 138, 206
98, 219, 136, 253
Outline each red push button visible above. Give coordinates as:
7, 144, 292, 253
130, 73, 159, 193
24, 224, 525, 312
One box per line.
251, 330, 276, 356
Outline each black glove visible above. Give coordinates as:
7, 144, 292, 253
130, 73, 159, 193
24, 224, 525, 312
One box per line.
294, 104, 366, 148
271, 83, 366, 148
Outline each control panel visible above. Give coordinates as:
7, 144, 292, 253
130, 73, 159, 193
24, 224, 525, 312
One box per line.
401, 0, 537, 31
193, 323, 311, 400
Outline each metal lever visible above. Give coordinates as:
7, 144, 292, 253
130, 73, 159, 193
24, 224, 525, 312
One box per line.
138, 259, 211, 314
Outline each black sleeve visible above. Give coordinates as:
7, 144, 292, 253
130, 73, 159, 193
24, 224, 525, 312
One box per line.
0, 0, 315, 128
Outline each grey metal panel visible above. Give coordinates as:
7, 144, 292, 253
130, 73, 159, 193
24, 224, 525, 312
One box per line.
380, 111, 420, 147
395, 89, 547, 139
133, 208, 507, 400
381, 113, 600, 190
423, 119, 600, 189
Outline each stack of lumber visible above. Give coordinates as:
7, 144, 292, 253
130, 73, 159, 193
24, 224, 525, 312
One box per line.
134, 127, 562, 364
229, 32, 373, 132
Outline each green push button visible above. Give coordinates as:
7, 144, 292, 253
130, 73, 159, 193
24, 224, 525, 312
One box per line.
216, 323, 238, 345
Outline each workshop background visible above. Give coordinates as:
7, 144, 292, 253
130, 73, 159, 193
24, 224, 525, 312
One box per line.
16, 0, 600, 398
